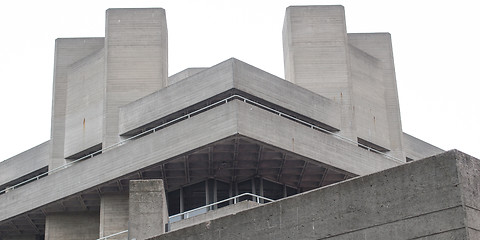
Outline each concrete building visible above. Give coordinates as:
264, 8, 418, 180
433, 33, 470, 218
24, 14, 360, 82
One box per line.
3, 5, 475, 240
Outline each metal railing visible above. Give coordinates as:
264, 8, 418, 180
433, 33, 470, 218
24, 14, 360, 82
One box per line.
96, 230, 128, 240
168, 192, 274, 224
0, 94, 403, 195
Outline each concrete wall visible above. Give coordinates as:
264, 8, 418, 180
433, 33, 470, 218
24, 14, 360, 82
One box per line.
50, 38, 104, 169
0, 141, 49, 187
170, 200, 260, 231
348, 33, 405, 160
168, 68, 207, 85
100, 194, 129, 239
45, 212, 99, 240
151, 150, 479, 239
64, 49, 104, 158
103, 8, 168, 147
283, 5, 354, 139
403, 132, 444, 161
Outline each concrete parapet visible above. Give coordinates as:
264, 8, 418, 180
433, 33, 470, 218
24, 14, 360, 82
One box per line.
129, 180, 168, 240
150, 150, 480, 239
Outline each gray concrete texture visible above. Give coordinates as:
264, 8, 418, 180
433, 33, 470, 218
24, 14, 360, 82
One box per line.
283, 5, 355, 141
64, 48, 104, 158
100, 194, 129, 239
283, 6, 404, 160
50, 38, 104, 169
45, 212, 99, 240
119, 58, 340, 137
129, 180, 168, 240
0, 99, 398, 223
103, 8, 168, 148
0, 141, 49, 187
149, 150, 480, 239
348, 33, 404, 160
403, 132, 444, 160
170, 200, 261, 232
167, 68, 207, 86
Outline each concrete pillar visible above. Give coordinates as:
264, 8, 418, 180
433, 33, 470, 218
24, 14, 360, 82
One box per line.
49, 38, 104, 170
129, 180, 168, 240
100, 194, 129, 239
348, 33, 405, 161
282, 6, 355, 139
103, 8, 168, 148
45, 212, 99, 240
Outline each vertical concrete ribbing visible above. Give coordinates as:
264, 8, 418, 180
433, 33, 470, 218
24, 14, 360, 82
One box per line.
49, 38, 104, 170
282, 6, 355, 139
103, 8, 168, 148
129, 180, 168, 240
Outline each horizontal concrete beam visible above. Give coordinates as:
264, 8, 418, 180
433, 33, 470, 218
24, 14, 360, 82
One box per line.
151, 150, 479, 240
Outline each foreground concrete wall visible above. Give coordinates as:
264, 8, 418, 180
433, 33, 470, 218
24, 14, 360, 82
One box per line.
100, 194, 129, 239
403, 132, 444, 161
50, 38, 105, 170
151, 150, 479, 239
64, 49, 104, 158
348, 33, 405, 160
283, 5, 354, 139
103, 8, 168, 147
129, 180, 168, 240
0, 141, 49, 187
45, 212, 99, 240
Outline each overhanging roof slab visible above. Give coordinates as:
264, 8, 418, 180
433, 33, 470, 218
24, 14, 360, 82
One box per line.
0, 99, 399, 223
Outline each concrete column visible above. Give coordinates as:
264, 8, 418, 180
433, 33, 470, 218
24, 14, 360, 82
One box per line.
129, 180, 168, 240
348, 33, 405, 161
100, 194, 129, 239
49, 38, 104, 170
103, 8, 168, 148
45, 212, 99, 240
282, 6, 355, 139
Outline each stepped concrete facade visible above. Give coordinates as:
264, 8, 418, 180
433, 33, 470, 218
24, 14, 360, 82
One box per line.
2, 5, 468, 240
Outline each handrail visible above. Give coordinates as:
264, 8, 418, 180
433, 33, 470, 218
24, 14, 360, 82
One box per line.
0, 94, 403, 195
96, 230, 128, 240
168, 192, 274, 221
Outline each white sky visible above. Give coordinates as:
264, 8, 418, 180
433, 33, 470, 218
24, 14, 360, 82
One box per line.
0, 0, 479, 162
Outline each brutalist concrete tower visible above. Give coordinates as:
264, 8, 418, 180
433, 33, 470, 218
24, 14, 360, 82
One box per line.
283, 6, 404, 160
1, 6, 450, 240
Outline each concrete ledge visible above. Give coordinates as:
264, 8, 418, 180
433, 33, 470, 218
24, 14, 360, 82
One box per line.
150, 150, 479, 239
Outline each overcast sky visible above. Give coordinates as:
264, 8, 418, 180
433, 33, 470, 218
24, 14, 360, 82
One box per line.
0, 0, 478, 162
